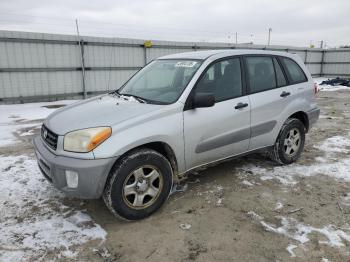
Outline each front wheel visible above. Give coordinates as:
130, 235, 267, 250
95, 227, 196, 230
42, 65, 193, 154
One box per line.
270, 118, 306, 165
103, 149, 173, 221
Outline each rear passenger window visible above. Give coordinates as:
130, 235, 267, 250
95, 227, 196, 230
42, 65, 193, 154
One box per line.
196, 58, 242, 102
282, 58, 307, 84
246, 57, 276, 93
273, 58, 287, 86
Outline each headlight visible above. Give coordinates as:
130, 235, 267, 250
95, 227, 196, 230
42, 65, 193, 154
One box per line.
64, 127, 112, 153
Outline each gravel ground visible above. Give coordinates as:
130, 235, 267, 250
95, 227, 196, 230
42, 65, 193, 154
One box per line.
0, 86, 350, 262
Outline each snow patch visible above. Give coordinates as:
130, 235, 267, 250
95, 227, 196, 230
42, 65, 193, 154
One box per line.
314, 136, 350, 155
275, 202, 284, 210
0, 100, 76, 124
286, 244, 297, 257
179, 223, 192, 230
0, 155, 106, 261
216, 185, 224, 191
215, 197, 224, 207
249, 211, 350, 257
247, 211, 263, 221
261, 216, 350, 249
250, 158, 350, 185
320, 86, 349, 92
314, 77, 350, 92
241, 180, 254, 186
240, 133, 350, 185
0, 100, 76, 147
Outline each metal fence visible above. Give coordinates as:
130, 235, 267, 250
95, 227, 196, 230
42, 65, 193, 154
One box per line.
0, 30, 349, 103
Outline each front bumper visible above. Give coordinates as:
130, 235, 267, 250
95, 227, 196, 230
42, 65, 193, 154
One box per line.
33, 136, 118, 199
307, 107, 320, 129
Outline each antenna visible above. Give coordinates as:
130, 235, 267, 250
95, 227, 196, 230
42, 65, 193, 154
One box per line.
107, 39, 116, 92
75, 19, 87, 99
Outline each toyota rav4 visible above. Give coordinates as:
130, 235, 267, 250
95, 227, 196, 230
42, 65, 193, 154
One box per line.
34, 50, 320, 220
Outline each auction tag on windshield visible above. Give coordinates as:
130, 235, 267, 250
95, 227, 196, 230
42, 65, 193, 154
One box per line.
175, 61, 197, 68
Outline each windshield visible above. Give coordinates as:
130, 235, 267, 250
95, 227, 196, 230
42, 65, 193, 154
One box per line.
118, 59, 202, 104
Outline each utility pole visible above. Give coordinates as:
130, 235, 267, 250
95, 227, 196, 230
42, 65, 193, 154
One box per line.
267, 28, 272, 45
320, 40, 324, 49
75, 19, 87, 99
250, 34, 254, 44
235, 32, 238, 45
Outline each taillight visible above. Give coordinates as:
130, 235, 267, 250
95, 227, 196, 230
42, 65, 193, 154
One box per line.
313, 83, 319, 95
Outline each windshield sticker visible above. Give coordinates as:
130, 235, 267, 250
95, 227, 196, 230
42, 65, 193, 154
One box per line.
175, 61, 197, 68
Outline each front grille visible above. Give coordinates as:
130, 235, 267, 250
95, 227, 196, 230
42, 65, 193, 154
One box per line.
41, 125, 58, 150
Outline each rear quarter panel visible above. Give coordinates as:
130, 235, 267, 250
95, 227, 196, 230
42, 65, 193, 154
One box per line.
273, 56, 317, 138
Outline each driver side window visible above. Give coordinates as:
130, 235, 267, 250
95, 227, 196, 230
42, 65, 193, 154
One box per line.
195, 58, 242, 102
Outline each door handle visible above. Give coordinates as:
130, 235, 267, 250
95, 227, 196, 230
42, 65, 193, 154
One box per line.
235, 102, 248, 109
280, 91, 291, 97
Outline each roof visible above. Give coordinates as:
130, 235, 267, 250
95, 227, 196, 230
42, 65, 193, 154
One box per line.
158, 49, 293, 60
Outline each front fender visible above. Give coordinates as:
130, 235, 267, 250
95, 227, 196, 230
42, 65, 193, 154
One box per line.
92, 109, 185, 173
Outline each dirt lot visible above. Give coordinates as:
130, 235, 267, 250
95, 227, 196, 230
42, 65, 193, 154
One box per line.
1, 89, 350, 262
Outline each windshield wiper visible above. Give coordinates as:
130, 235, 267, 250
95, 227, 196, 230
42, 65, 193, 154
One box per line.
112, 90, 168, 105
119, 93, 148, 104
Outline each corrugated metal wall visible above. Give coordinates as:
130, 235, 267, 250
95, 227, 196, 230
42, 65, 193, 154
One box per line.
0, 30, 349, 103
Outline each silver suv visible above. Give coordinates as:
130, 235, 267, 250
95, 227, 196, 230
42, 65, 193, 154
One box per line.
34, 50, 320, 220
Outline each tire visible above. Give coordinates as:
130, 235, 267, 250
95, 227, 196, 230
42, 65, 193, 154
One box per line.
270, 118, 306, 165
103, 148, 173, 221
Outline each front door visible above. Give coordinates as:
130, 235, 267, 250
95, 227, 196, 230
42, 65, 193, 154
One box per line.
183, 57, 251, 170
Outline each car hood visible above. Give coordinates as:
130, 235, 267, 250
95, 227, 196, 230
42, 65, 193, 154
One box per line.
44, 94, 164, 135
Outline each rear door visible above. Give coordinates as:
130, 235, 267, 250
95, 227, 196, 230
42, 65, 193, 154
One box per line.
245, 55, 291, 150
183, 57, 251, 170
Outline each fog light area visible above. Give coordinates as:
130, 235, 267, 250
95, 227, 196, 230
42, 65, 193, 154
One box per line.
65, 170, 79, 188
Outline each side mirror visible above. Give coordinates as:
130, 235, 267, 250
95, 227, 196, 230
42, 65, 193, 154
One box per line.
192, 93, 215, 109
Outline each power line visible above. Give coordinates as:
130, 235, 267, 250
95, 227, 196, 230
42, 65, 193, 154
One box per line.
0, 12, 316, 46
0, 12, 271, 41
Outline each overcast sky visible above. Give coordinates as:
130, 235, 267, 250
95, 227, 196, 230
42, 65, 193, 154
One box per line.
0, 0, 349, 47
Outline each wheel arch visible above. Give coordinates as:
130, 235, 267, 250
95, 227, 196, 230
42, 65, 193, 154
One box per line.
136, 141, 179, 176
288, 111, 309, 132
112, 141, 179, 178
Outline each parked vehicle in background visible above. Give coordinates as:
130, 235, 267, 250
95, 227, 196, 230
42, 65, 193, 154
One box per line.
34, 49, 320, 220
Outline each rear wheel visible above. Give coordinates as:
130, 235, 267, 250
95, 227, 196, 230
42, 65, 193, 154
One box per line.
270, 118, 305, 165
103, 149, 173, 221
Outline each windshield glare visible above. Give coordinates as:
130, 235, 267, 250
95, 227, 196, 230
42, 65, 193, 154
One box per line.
118, 59, 202, 104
